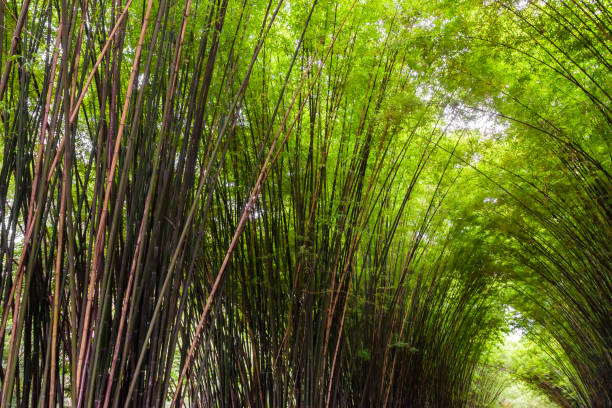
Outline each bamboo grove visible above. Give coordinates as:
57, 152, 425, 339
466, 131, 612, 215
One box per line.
0, 0, 609, 406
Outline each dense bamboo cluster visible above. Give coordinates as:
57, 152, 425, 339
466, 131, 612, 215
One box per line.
473, 1, 612, 406
0, 0, 608, 407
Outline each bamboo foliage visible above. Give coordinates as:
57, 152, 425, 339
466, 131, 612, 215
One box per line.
436, 0, 611, 406
486, 2, 611, 406
0, 0, 608, 407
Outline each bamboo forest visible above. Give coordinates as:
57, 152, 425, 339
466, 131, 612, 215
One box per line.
0, 0, 610, 406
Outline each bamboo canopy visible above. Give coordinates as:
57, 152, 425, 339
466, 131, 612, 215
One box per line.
0, 0, 609, 406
